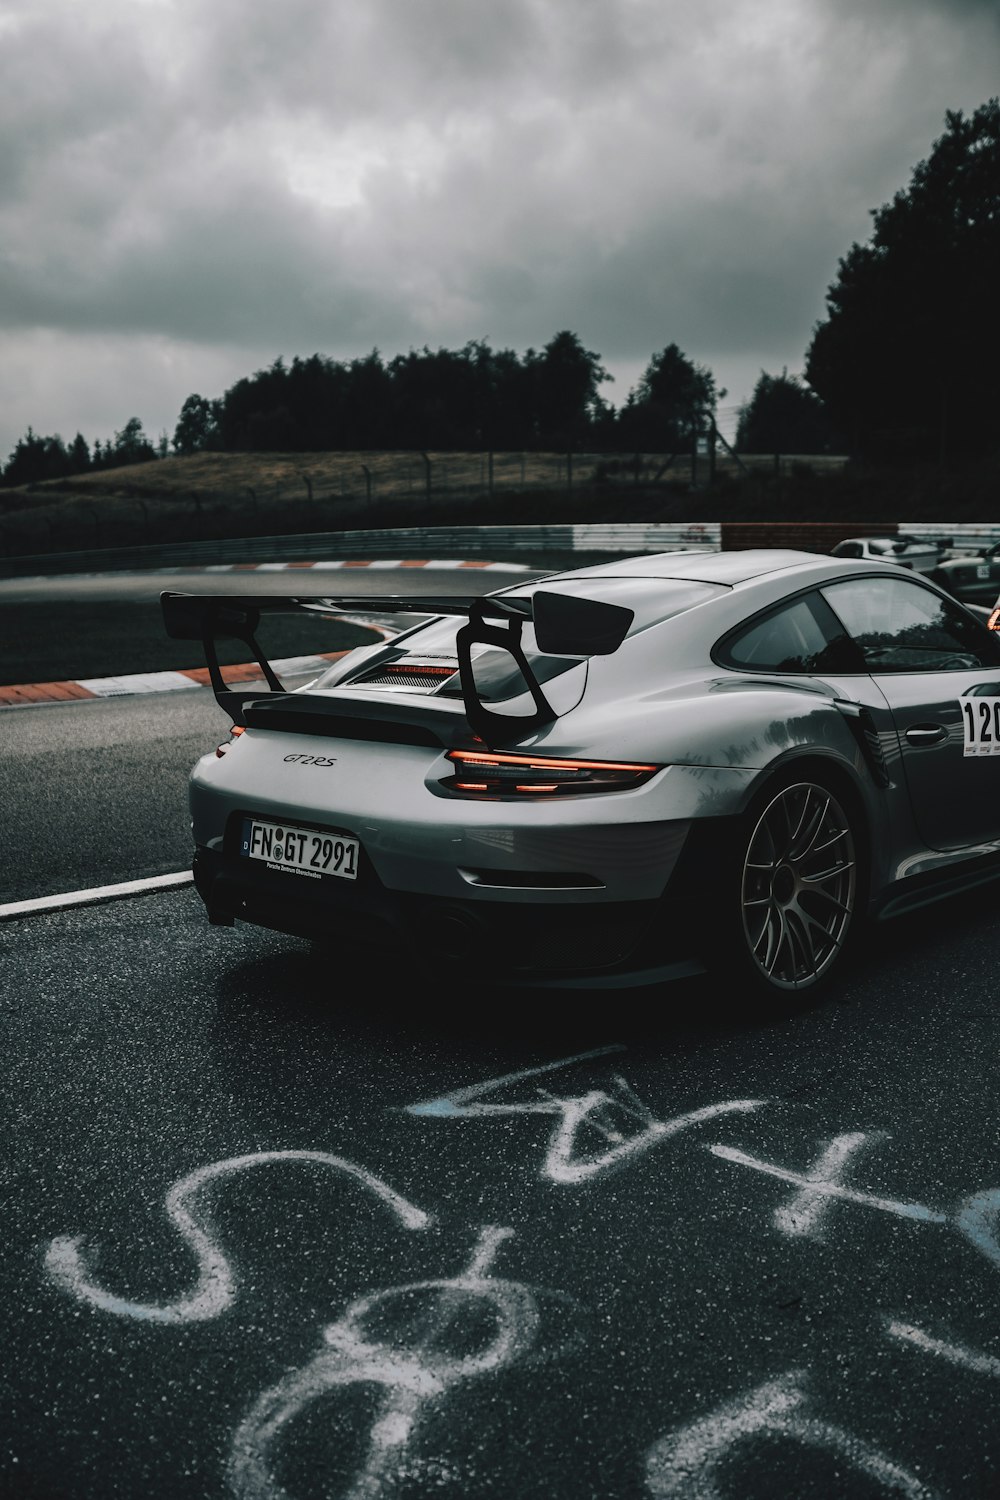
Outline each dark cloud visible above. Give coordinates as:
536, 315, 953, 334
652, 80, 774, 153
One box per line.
0, 0, 997, 454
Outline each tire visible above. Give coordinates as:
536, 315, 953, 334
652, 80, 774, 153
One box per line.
723, 774, 862, 999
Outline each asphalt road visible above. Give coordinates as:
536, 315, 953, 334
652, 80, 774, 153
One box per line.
0, 563, 546, 608
6, 880, 1000, 1499
4, 566, 1000, 1498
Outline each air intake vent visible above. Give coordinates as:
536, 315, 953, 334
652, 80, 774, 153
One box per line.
352, 660, 458, 693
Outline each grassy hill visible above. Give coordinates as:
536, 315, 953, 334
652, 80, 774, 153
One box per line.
0, 448, 996, 560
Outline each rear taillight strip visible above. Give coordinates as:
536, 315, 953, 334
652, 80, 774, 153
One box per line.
443, 749, 661, 796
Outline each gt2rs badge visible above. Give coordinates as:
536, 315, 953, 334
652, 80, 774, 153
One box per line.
283, 754, 337, 766
960, 697, 1000, 756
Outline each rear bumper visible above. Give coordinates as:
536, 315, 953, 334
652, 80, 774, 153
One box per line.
192, 844, 708, 989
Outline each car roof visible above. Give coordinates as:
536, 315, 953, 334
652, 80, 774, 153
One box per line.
554, 548, 826, 587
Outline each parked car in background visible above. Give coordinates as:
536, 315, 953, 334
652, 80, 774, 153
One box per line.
830, 536, 943, 575
931, 542, 1000, 603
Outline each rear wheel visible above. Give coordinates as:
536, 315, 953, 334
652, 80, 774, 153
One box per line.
727, 776, 860, 997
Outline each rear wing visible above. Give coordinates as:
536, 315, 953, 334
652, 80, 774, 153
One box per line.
160, 589, 633, 746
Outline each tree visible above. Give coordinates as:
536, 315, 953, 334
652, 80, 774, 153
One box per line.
617, 344, 718, 450
1, 428, 76, 486
108, 417, 156, 467
735, 370, 839, 454
805, 98, 1000, 461
67, 433, 91, 474
173, 394, 221, 455
530, 331, 612, 447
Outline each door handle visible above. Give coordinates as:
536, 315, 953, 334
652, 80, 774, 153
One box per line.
905, 724, 948, 745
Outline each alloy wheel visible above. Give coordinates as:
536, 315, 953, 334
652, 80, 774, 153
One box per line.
740, 781, 857, 990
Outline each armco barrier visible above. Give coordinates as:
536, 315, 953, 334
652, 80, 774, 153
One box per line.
3, 519, 999, 580
571, 522, 720, 550
897, 522, 1000, 553
0, 523, 721, 578
718, 521, 900, 551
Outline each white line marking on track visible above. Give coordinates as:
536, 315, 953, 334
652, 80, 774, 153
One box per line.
0, 870, 193, 920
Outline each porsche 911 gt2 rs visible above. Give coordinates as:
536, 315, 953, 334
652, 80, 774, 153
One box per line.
163, 548, 1000, 998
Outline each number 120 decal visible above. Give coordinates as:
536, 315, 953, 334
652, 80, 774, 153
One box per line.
960, 697, 1000, 755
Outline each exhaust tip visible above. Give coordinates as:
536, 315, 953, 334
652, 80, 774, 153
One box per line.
434, 907, 487, 963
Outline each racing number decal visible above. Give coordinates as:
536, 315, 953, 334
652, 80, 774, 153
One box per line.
960, 697, 1000, 756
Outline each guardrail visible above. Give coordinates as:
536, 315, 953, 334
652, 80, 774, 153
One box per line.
0, 523, 722, 578
4, 519, 1000, 580
898, 523, 1000, 553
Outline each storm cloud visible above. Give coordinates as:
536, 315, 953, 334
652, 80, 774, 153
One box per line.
0, 0, 996, 455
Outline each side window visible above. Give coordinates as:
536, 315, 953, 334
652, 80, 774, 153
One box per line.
837, 542, 863, 559
822, 576, 1000, 672
717, 593, 861, 674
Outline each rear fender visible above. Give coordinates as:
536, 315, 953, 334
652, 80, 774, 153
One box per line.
527, 683, 872, 776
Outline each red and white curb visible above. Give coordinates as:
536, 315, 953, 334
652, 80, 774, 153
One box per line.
166, 558, 534, 573
0, 650, 358, 707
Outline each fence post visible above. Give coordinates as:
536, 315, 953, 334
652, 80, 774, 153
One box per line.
421, 451, 432, 501
361, 464, 372, 506
302, 474, 313, 502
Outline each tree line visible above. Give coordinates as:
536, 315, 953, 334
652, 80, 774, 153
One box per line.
3, 97, 996, 489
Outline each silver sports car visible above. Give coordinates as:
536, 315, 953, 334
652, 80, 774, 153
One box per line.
163, 548, 1000, 998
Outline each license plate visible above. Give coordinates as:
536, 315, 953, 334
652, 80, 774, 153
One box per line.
240, 817, 359, 880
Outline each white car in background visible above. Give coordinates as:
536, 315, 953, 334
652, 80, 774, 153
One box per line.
830, 536, 942, 575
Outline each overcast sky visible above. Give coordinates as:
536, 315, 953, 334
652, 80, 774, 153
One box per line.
1, 0, 997, 460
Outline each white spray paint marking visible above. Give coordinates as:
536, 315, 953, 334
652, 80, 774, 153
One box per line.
709, 1141, 947, 1228
405, 1048, 764, 1184
645, 1369, 938, 1500
404, 1045, 627, 1116
545, 1089, 766, 1186
887, 1320, 1000, 1379
773, 1131, 886, 1239
955, 1187, 1000, 1272
228, 1223, 575, 1500
45, 1151, 432, 1324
